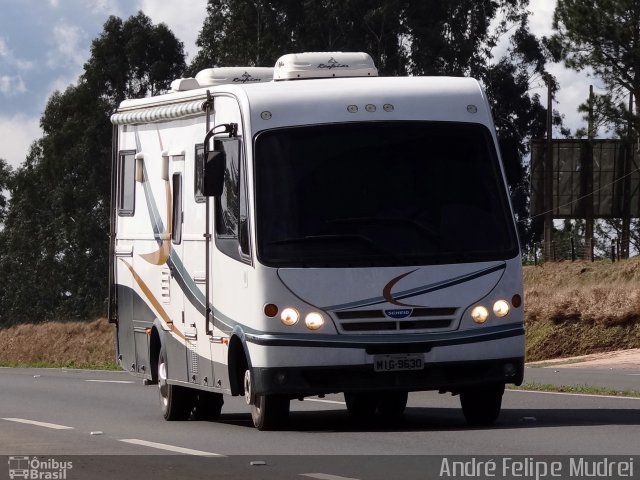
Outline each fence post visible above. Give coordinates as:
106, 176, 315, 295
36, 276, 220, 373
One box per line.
533, 243, 538, 266
611, 242, 616, 263
552, 241, 556, 262
571, 237, 575, 262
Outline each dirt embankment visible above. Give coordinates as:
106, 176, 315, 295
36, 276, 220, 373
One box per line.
524, 259, 640, 361
0, 318, 116, 369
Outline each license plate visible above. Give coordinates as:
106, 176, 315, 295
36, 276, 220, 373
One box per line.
373, 354, 424, 372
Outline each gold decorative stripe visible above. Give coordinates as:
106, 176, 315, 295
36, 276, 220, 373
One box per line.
118, 259, 186, 341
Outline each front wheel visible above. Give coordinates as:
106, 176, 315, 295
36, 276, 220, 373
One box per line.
460, 384, 505, 426
158, 348, 194, 421
244, 369, 290, 430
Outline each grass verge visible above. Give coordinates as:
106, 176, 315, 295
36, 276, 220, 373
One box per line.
0, 318, 118, 370
509, 383, 640, 398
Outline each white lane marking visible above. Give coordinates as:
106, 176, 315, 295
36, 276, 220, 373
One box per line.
509, 390, 640, 400
627, 374, 640, 376
301, 474, 360, 480
119, 439, 222, 457
305, 398, 346, 405
3, 418, 74, 430
85, 380, 134, 384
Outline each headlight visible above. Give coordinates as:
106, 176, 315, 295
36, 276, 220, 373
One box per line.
493, 300, 510, 318
280, 308, 299, 326
471, 306, 489, 324
305, 312, 324, 330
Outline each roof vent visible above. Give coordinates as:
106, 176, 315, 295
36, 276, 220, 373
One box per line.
273, 52, 378, 81
195, 67, 274, 87
170, 78, 200, 92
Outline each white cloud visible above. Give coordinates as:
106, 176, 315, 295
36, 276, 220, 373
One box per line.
47, 22, 88, 69
48, 0, 60, 7
89, 0, 122, 16
0, 75, 26, 96
137, 0, 207, 60
0, 37, 34, 71
0, 115, 42, 169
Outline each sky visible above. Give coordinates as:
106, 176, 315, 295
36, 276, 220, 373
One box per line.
0, 0, 599, 170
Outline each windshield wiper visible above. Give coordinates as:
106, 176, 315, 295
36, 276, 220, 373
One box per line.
326, 216, 441, 244
267, 234, 401, 259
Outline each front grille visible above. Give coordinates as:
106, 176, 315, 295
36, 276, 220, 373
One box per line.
334, 307, 457, 333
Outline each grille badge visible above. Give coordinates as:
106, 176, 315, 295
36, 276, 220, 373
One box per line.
383, 308, 413, 319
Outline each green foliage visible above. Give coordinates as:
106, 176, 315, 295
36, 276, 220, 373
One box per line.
0, 12, 185, 326
0, 158, 11, 223
83, 11, 186, 109
551, 0, 640, 132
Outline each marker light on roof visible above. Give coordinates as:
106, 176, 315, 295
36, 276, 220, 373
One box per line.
273, 52, 378, 81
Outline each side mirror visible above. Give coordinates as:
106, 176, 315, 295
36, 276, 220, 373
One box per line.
203, 150, 226, 197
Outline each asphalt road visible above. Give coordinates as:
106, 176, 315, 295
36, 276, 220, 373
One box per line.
1, 367, 639, 479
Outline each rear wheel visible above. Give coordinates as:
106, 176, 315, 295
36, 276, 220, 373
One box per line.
460, 384, 505, 426
244, 369, 290, 430
158, 348, 193, 421
377, 391, 408, 418
192, 391, 224, 421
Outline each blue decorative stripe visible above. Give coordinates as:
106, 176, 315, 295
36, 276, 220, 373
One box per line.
322, 263, 506, 311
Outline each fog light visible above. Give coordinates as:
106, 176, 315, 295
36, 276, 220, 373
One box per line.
280, 308, 299, 326
493, 300, 510, 318
305, 312, 324, 330
504, 363, 517, 377
471, 306, 489, 324
275, 372, 287, 384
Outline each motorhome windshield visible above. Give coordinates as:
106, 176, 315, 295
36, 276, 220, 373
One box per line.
255, 121, 518, 267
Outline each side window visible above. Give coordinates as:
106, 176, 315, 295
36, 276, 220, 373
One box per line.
118, 151, 136, 216
194, 144, 205, 203
215, 138, 240, 238
172, 173, 182, 244
215, 137, 250, 261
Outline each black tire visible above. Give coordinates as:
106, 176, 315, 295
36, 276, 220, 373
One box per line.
158, 347, 194, 421
377, 391, 408, 418
460, 384, 505, 426
192, 391, 224, 421
345, 392, 377, 421
244, 369, 289, 431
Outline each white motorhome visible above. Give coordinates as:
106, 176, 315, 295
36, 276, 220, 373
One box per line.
109, 52, 524, 430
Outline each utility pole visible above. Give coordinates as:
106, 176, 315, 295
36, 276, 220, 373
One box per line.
544, 76, 554, 261
585, 85, 595, 261
621, 92, 634, 259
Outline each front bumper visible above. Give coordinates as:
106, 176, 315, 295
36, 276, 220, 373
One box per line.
244, 324, 525, 396
252, 357, 524, 396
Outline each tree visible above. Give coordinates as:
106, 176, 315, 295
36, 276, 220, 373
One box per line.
0, 13, 186, 325
189, 0, 408, 75
0, 158, 11, 224
83, 11, 186, 109
550, 0, 640, 130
